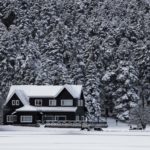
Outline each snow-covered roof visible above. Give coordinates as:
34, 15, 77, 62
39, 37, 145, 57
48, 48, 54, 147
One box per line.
63, 84, 82, 99
3, 90, 29, 106
13, 106, 77, 113
4, 85, 83, 106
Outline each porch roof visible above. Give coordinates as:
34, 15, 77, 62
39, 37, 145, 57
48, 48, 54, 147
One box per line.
13, 106, 77, 113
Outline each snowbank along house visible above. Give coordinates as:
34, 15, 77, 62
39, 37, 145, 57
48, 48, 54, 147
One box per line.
3, 85, 87, 125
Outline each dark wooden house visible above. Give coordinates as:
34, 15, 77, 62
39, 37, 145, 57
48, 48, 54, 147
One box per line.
3, 85, 87, 125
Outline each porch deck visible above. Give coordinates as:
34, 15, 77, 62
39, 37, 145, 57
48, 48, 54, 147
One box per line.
44, 121, 108, 128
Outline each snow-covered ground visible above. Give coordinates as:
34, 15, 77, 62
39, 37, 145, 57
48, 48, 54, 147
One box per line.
0, 118, 150, 150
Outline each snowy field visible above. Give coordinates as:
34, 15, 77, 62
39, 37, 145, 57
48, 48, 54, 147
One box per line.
0, 119, 150, 150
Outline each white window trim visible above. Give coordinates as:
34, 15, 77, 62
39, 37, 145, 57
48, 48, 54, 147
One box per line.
16, 100, 20, 106
80, 100, 83, 106
35, 99, 42, 106
12, 100, 16, 106
12, 100, 20, 106
78, 100, 80, 106
76, 115, 80, 121
20, 116, 32, 123
78, 100, 83, 106
61, 99, 73, 106
7, 115, 14, 122
49, 100, 56, 106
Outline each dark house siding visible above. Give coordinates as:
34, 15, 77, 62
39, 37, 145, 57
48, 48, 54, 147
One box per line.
3, 93, 24, 124
30, 97, 51, 106
15, 112, 38, 124
7, 112, 76, 124
29, 88, 77, 107
43, 112, 76, 121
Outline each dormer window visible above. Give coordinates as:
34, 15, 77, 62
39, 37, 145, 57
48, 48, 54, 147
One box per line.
16, 100, 20, 105
35, 99, 42, 106
12, 100, 15, 105
12, 100, 20, 106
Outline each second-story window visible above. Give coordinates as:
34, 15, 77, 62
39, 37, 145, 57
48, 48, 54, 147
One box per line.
35, 99, 42, 106
12, 100, 20, 106
61, 99, 73, 106
49, 100, 56, 106
12, 100, 16, 105
78, 100, 83, 106
16, 100, 20, 106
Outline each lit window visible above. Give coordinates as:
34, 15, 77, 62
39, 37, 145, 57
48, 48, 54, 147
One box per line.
61, 100, 73, 106
35, 99, 42, 106
49, 100, 56, 106
20, 116, 32, 123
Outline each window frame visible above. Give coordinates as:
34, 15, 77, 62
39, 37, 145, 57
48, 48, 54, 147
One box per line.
35, 99, 42, 106
49, 99, 56, 106
12, 100, 20, 106
55, 115, 66, 121
7, 115, 14, 122
20, 116, 32, 123
76, 115, 80, 121
80, 100, 83, 106
78, 100, 83, 106
16, 100, 20, 106
12, 100, 16, 106
61, 99, 73, 106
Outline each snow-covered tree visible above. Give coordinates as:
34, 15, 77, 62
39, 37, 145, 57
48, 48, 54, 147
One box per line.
0, 0, 150, 121
114, 61, 139, 121
129, 104, 150, 129
85, 59, 101, 122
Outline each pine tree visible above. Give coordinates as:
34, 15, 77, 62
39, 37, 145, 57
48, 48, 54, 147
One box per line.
114, 61, 139, 121
129, 104, 150, 129
85, 59, 101, 122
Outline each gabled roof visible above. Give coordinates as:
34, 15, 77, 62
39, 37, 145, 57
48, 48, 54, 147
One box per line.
4, 85, 83, 106
4, 89, 29, 106
64, 85, 82, 99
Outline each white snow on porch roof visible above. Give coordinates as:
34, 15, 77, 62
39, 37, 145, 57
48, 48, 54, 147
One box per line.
5, 85, 82, 106
14, 106, 77, 113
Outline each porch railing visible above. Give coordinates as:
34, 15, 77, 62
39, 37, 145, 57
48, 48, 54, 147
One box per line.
44, 120, 108, 128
